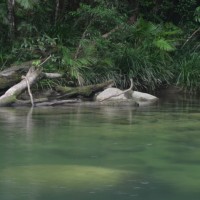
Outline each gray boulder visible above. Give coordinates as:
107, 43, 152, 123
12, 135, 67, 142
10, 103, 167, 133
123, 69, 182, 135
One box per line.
95, 88, 158, 106
131, 91, 158, 106
96, 88, 127, 101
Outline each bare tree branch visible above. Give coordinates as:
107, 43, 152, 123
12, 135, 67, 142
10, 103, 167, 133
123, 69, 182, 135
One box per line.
181, 27, 200, 48
21, 75, 34, 107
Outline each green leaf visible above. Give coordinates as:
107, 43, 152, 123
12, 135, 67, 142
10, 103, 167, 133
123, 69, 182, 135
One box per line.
154, 38, 175, 51
16, 0, 38, 9
194, 6, 200, 23
32, 60, 41, 66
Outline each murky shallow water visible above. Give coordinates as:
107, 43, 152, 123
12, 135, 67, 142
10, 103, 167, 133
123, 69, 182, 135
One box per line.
0, 96, 200, 200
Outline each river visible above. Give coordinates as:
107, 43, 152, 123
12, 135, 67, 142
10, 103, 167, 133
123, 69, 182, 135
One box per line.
0, 95, 200, 200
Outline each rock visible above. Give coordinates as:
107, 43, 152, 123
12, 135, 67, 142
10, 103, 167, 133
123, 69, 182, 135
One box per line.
96, 88, 127, 101
95, 88, 158, 107
131, 91, 158, 106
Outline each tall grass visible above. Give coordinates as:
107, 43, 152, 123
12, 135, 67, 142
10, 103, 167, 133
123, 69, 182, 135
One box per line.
175, 52, 200, 92
75, 19, 175, 91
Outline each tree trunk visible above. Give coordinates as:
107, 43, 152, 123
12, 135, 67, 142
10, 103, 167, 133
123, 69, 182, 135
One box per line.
0, 61, 32, 91
0, 60, 63, 92
55, 80, 114, 98
0, 67, 42, 106
7, 0, 15, 40
0, 73, 23, 92
54, 0, 60, 25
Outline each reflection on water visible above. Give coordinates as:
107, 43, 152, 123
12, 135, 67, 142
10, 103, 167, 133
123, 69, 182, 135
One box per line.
0, 96, 200, 200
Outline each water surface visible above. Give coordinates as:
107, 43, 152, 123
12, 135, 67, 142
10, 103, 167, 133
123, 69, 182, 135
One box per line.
0, 96, 200, 200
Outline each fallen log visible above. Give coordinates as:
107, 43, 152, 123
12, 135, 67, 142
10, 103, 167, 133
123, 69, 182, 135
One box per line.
0, 61, 32, 91
35, 99, 81, 107
13, 98, 49, 106
0, 59, 63, 92
55, 80, 114, 98
12, 98, 80, 107
0, 73, 23, 92
0, 67, 42, 107
0, 58, 115, 107
0, 60, 33, 75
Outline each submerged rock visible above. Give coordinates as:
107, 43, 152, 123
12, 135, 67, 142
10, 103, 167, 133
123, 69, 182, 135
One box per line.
131, 91, 158, 106
131, 91, 158, 101
0, 165, 132, 189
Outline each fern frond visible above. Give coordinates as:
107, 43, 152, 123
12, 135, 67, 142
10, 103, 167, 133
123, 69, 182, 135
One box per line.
154, 38, 175, 51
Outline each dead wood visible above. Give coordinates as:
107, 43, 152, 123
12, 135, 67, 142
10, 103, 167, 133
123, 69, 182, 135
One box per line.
14, 98, 49, 106
0, 61, 33, 91
55, 80, 114, 99
0, 67, 42, 107
35, 99, 81, 107
12, 98, 80, 107
0, 58, 115, 107
0, 60, 63, 92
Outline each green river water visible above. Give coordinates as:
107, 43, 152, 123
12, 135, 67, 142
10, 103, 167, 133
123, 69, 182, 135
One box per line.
0, 96, 200, 200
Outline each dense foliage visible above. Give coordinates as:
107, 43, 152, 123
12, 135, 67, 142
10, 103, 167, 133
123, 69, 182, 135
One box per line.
0, 0, 200, 92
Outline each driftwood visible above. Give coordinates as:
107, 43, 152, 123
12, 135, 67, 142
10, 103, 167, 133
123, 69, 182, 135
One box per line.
0, 60, 63, 92
0, 58, 115, 107
0, 72, 23, 92
0, 61, 33, 91
35, 99, 81, 107
0, 67, 42, 107
13, 98, 81, 107
55, 80, 114, 98
14, 98, 49, 106
12, 79, 114, 107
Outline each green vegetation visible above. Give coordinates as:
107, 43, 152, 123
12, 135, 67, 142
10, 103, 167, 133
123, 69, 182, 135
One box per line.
0, 0, 199, 92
